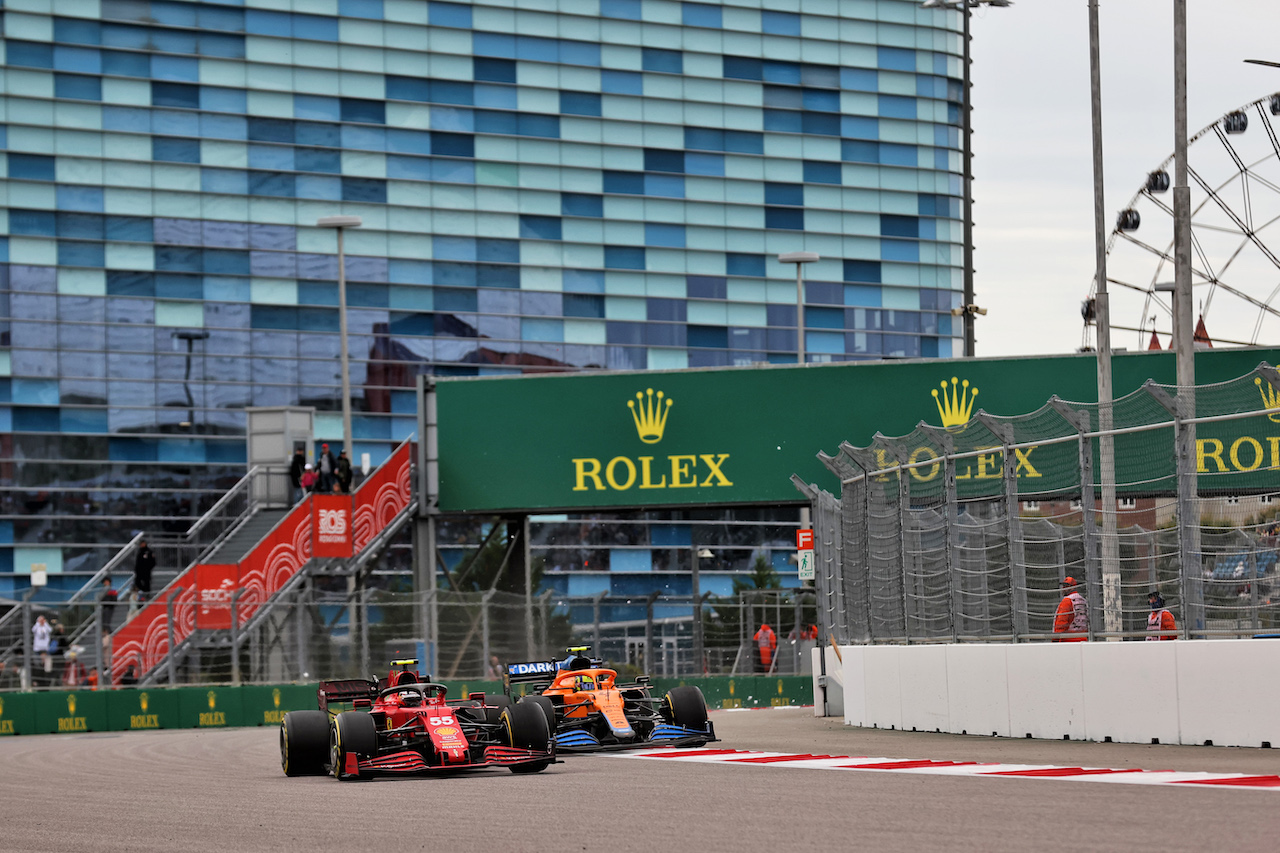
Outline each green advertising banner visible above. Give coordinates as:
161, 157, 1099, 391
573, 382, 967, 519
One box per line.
177, 686, 244, 729
436, 348, 1280, 512
107, 688, 181, 732
240, 684, 321, 727
34, 689, 110, 734
0, 693, 36, 736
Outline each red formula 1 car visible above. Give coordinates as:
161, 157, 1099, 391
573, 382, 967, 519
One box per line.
280, 660, 556, 780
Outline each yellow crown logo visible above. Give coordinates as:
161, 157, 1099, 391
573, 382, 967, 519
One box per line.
628, 388, 673, 444
140, 693, 149, 712
0, 696, 5, 716
1256, 378, 1280, 424
68, 695, 76, 715
933, 377, 978, 427
207, 691, 217, 710
273, 689, 281, 709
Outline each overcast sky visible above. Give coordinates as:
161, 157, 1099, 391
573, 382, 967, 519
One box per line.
966, 0, 1279, 357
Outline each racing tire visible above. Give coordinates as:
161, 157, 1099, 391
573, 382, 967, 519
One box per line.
502, 701, 552, 774
662, 685, 709, 731
518, 694, 557, 734
331, 711, 378, 781
485, 694, 512, 726
280, 710, 330, 777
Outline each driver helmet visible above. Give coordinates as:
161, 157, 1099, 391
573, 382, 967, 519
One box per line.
574, 675, 595, 691
398, 689, 422, 706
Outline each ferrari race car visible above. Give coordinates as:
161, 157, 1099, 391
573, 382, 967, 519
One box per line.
505, 648, 717, 752
280, 659, 556, 780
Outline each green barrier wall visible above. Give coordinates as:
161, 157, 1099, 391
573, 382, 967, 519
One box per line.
0, 676, 812, 736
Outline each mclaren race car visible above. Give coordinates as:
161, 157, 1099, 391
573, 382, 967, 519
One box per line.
505, 648, 717, 752
280, 659, 556, 780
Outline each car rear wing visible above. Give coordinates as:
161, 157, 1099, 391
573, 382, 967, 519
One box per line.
505, 661, 559, 688
318, 678, 377, 713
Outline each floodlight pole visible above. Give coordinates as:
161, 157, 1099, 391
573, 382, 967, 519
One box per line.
778, 252, 819, 364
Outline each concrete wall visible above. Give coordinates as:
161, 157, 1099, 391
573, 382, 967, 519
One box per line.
816, 640, 1280, 748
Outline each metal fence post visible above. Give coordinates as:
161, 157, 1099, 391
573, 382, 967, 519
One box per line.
921, 426, 960, 641
978, 416, 1028, 639
22, 588, 33, 690
230, 589, 242, 686
480, 588, 494, 676
166, 587, 183, 686
1050, 398, 1102, 639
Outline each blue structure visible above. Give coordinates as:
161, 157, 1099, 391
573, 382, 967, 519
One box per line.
0, 0, 964, 584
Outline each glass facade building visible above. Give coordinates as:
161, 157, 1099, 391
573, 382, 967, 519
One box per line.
0, 0, 964, 587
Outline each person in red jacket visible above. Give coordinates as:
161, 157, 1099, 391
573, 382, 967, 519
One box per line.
753, 623, 778, 672
1146, 591, 1177, 640
1053, 576, 1089, 642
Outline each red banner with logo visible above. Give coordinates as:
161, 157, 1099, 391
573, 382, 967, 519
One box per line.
196, 564, 239, 630
313, 494, 354, 558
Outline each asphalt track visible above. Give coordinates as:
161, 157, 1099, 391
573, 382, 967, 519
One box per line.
1, 707, 1277, 853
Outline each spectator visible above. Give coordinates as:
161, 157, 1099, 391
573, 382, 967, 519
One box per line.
288, 448, 307, 504
336, 450, 353, 494
100, 576, 119, 633
317, 443, 336, 493
49, 617, 66, 656
121, 664, 139, 686
1147, 591, 1177, 640
134, 539, 156, 601
62, 650, 88, 687
32, 614, 53, 684
486, 655, 504, 680
754, 622, 778, 672
86, 667, 99, 690
300, 463, 318, 494
1053, 576, 1089, 642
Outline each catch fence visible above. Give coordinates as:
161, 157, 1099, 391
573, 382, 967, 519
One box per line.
796, 364, 1280, 644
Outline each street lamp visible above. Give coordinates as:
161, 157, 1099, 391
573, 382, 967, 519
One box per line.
921, 0, 1012, 357
693, 548, 713, 675
171, 329, 210, 429
778, 252, 819, 363
316, 215, 362, 460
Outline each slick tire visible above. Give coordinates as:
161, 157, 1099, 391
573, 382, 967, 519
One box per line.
663, 685, 709, 730
502, 700, 552, 774
519, 694, 557, 734
331, 711, 378, 781
280, 710, 330, 777
485, 694, 512, 726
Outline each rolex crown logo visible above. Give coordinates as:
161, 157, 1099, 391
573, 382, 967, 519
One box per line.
207, 691, 217, 710
1255, 378, 1280, 424
273, 689, 281, 709
933, 377, 978, 427
628, 388, 673, 444
0, 697, 5, 716
68, 695, 77, 715
140, 693, 149, 712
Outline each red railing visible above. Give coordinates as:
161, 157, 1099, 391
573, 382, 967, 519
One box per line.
109, 442, 414, 685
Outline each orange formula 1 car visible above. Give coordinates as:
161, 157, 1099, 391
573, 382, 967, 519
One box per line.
505, 648, 716, 752
280, 660, 556, 780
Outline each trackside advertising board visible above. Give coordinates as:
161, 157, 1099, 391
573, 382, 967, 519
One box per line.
434, 348, 1280, 513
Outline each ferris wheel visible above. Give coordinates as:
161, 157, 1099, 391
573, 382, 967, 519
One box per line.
1084, 92, 1280, 351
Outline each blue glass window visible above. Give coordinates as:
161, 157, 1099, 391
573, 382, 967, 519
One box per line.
606, 322, 644, 345
688, 325, 728, 349
386, 76, 431, 103
106, 215, 153, 242
841, 67, 878, 91
763, 110, 803, 133
202, 86, 247, 113
765, 183, 804, 206
878, 47, 916, 72
7, 41, 54, 69
198, 5, 246, 31
603, 171, 645, 195
249, 171, 296, 198
604, 246, 645, 270
520, 215, 562, 240
516, 36, 558, 62
387, 155, 433, 181
683, 3, 722, 27
153, 137, 201, 163
841, 140, 879, 163
804, 161, 842, 184
475, 58, 517, 84
642, 48, 683, 74
563, 293, 605, 318
55, 16, 103, 43
802, 64, 841, 88
198, 33, 245, 59
293, 14, 340, 41
9, 154, 56, 181
601, 0, 642, 19
684, 127, 763, 154
201, 113, 247, 140
562, 193, 603, 217
150, 2, 199, 27
248, 118, 295, 143
563, 270, 604, 293
475, 110, 517, 135
106, 271, 154, 296
805, 306, 844, 329
296, 147, 342, 173
10, 210, 57, 236
341, 0, 384, 18
472, 32, 516, 58
644, 174, 684, 197
386, 129, 432, 155
342, 178, 387, 203
560, 41, 601, 67
429, 1, 472, 28
341, 98, 385, 124
763, 86, 805, 109
802, 112, 841, 135
644, 149, 684, 173
804, 89, 840, 111
54, 45, 102, 74
519, 114, 559, 138
151, 55, 199, 82
202, 168, 248, 195
878, 95, 917, 120
433, 81, 475, 107
685, 153, 724, 176
560, 91, 602, 116
844, 260, 881, 283
880, 143, 916, 167
881, 215, 919, 238
56, 211, 103, 236
476, 84, 519, 110
723, 56, 762, 80
765, 208, 804, 230
59, 241, 105, 267
296, 121, 341, 147
55, 74, 102, 101
477, 239, 519, 264
881, 240, 919, 263
762, 60, 802, 85
687, 276, 726, 299
645, 224, 685, 248
762, 11, 802, 35
102, 50, 149, 77
204, 249, 250, 276
248, 144, 295, 170
601, 70, 643, 95
726, 253, 765, 277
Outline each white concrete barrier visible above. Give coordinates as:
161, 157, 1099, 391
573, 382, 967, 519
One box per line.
833, 639, 1280, 748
